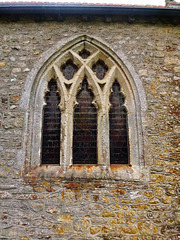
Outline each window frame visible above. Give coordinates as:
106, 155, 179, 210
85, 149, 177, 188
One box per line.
20, 35, 148, 181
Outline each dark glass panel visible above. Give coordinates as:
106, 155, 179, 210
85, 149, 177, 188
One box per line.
92, 59, 108, 80
73, 78, 97, 164
79, 49, 90, 59
41, 79, 61, 164
61, 59, 78, 80
109, 80, 129, 164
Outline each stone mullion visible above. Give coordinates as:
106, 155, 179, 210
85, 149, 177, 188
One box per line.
53, 64, 74, 168
97, 67, 117, 166
97, 99, 110, 166
60, 103, 74, 169
97, 88, 110, 166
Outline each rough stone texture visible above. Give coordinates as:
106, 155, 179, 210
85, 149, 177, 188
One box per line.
0, 17, 179, 239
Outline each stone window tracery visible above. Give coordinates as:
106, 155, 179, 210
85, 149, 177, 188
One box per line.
22, 35, 147, 180
40, 42, 131, 166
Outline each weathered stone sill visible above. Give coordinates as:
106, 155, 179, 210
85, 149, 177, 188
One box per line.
23, 165, 149, 183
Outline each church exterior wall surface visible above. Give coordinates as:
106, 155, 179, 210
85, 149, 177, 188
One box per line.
0, 18, 179, 239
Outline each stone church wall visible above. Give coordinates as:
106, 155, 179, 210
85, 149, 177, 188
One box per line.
0, 18, 179, 239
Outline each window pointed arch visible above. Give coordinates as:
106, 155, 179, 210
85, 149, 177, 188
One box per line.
21, 35, 147, 180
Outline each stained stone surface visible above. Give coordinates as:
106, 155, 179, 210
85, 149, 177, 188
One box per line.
0, 16, 179, 240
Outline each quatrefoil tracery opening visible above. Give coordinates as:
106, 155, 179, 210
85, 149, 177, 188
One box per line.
54, 46, 120, 105
61, 59, 78, 80
92, 59, 108, 80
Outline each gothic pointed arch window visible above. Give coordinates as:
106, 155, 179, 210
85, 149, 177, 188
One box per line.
22, 35, 147, 180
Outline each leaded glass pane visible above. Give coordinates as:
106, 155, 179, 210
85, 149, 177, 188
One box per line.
109, 80, 129, 164
41, 79, 61, 164
79, 49, 90, 59
73, 78, 97, 164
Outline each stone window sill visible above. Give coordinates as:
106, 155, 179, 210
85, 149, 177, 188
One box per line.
24, 165, 149, 183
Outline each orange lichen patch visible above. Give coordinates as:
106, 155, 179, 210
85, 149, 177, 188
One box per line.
110, 165, 132, 171
122, 206, 128, 210
41, 181, 50, 186
69, 165, 98, 173
17, 194, 38, 200
61, 192, 66, 199
110, 219, 124, 225
137, 204, 149, 209
150, 82, 157, 91
169, 104, 180, 116
47, 207, 59, 214
23, 165, 65, 185
75, 192, 82, 200
149, 198, 160, 204
80, 183, 86, 188
166, 45, 176, 51
126, 217, 136, 225
31, 194, 38, 200
10, 95, 20, 103
46, 186, 55, 192
82, 219, 90, 230
118, 183, 126, 187
121, 200, 133, 204
151, 174, 165, 183
0, 62, 6, 67
90, 226, 101, 235
102, 210, 115, 217
64, 182, 79, 189
2, 215, 8, 220
93, 195, 99, 201
126, 210, 136, 216
33, 186, 44, 192
58, 214, 73, 222
34, 51, 40, 55
162, 196, 172, 204
115, 189, 126, 195
87, 165, 96, 173
102, 196, 110, 203
101, 226, 110, 233
52, 225, 64, 234
94, 183, 102, 188
144, 191, 153, 198
117, 226, 137, 234
137, 221, 157, 235
117, 212, 124, 219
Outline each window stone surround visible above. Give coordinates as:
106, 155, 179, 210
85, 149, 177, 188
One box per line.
20, 35, 149, 181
